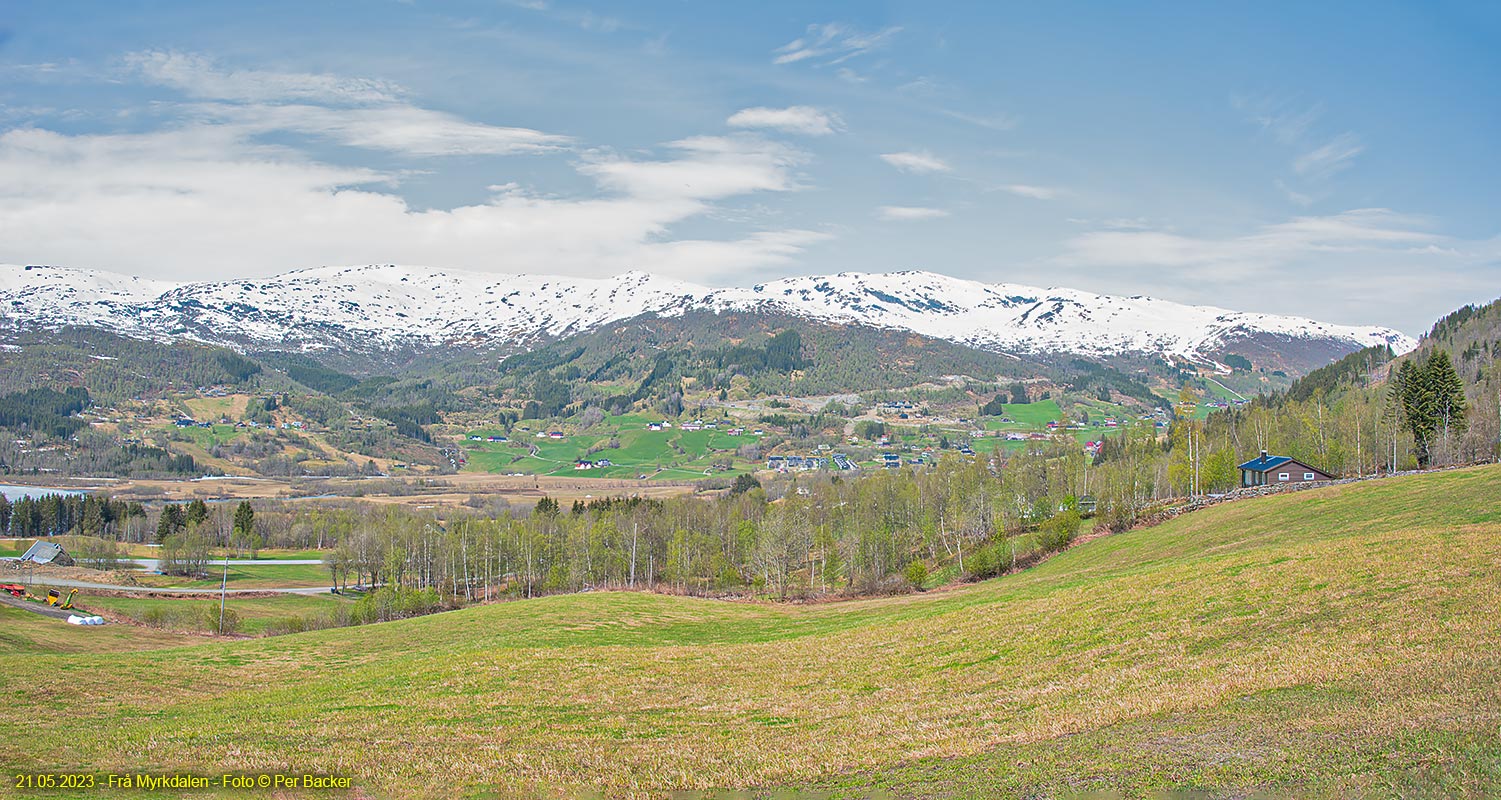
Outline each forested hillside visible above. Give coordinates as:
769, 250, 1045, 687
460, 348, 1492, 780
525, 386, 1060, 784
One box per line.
1145, 296, 1501, 495
0, 327, 268, 402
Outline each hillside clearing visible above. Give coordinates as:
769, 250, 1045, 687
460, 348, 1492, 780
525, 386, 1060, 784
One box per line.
2, 465, 1498, 798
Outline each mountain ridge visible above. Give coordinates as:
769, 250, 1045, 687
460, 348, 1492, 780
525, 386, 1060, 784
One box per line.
1, 263, 1416, 371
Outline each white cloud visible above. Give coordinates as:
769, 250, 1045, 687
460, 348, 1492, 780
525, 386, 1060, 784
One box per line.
579, 135, 804, 201
727, 106, 842, 136
772, 23, 901, 66
999, 184, 1058, 200
876, 206, 948, 220
879, 150, 950, 174
0, 126, 825, 283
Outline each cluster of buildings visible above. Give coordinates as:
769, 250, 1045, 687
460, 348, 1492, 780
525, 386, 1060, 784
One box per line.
766, 455, 827, 472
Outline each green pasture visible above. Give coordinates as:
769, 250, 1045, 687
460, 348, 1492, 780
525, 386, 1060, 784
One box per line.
3, 465, 1498, 798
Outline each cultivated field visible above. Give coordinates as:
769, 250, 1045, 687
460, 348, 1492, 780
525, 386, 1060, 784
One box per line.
3, 465, 1498, 798
464, 412, 755, 479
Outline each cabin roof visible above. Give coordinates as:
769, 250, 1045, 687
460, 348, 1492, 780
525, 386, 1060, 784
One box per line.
1237, 454, 1294, 472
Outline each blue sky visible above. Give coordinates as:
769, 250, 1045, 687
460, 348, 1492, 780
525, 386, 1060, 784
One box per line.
0, 1, 1496, 332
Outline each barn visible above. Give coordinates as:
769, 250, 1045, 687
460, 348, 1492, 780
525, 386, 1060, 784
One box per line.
1238, 450, 1334, 488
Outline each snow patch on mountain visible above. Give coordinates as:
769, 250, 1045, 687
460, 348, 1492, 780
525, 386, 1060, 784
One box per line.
0, 263, 1416, 364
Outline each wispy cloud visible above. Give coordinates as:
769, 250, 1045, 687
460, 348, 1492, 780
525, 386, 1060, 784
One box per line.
497, 0, 632, 33
727, 106, 843, 136
1233, 94, 1322, 146
880, 150, 950, 174
1293, 132, 1364, 179
187, 103, 569, 156
1062, 209, 1438, 271
126, 50, 569, 157
998, 184, 1058, 200
1275, 179, 1314, 207
1233, 94, 1363, 200
877, 205, 948, 220
940, 108, 1018, 132
1056, 209, 1500, 329
772, 23, 901, 66
126, 50, 401, 105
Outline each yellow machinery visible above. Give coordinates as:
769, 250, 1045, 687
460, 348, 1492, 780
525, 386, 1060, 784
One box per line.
45, 588, 77, 609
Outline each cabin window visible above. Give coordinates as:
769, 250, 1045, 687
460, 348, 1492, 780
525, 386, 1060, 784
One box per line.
1278, 472, 1289, 481
1304, 472, 1315, 480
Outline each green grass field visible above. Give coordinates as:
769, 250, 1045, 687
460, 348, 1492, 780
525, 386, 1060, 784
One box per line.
3, 465, 1499, 798
71, 592, 353, 636
242, 548, 329, 561
128, 562, 332, 590
174, 422, 243, 449
980, 399, 1064, 429
971, 398, 1136, 454
464, 413, 754, 479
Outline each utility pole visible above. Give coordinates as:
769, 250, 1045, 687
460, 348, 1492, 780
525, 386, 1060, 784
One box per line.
218, 553, 229, 635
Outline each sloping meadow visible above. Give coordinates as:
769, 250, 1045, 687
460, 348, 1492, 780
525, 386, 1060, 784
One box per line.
3, 466, 1499, 798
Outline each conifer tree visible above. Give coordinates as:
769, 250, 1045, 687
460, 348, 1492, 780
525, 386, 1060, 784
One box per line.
1394, 351, 1470, 466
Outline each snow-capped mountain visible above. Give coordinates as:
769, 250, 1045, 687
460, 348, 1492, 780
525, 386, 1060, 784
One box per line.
0, 263, 1415, 368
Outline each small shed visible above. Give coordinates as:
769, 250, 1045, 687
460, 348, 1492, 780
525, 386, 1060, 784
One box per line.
1238, 450, 1334, 488
19, 541, 74, 567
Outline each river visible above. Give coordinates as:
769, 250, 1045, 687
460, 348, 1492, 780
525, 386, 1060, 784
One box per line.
0, 484, 87, 501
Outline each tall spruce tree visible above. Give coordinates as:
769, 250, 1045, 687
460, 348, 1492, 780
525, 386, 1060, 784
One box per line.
156, 503, 186, 542
1394, 351, 1470, 466
1424, 350, 1468, 457
232, 500, 255, 538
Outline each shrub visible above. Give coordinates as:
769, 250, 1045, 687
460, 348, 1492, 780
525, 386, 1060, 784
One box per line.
1039, 510, 1082, 552
350, 586, 444, 624
904, 560, 929, 590
965, 543, 1001, 580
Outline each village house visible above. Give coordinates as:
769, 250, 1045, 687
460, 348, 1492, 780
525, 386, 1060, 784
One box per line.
1238, 450, 1334, 488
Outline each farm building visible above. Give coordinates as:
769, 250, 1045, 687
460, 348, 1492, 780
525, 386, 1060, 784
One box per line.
18, 540, 74, 566
1238, 450, 1334, 488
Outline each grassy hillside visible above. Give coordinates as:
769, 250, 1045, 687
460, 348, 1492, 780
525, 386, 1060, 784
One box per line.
3, 466, 1499, 798
465, 413, 754, 479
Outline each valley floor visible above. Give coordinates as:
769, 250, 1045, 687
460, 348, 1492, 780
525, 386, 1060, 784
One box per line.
3, 465, 1499, 799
